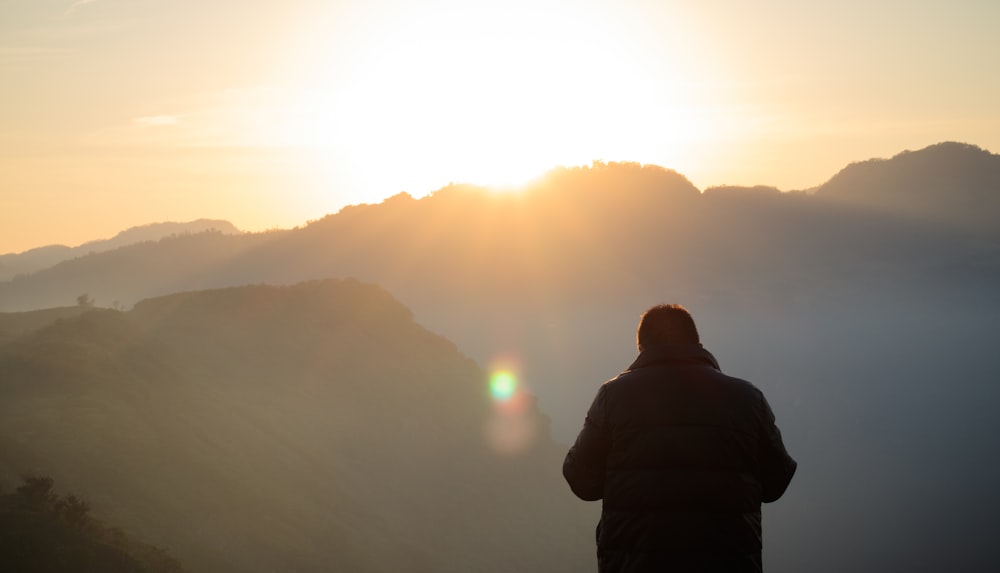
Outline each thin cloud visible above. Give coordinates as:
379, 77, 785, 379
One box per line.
0, 46, 69, 68
64, 0, 101, 17
133, 115, 179, 127
85, 87, 324, 149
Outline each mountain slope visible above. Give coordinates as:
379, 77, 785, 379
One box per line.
0, 305, 94, 345
0, 280, 593, 573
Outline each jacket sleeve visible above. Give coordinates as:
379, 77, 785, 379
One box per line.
758, 394, 797, 503
563, 386, 611, 501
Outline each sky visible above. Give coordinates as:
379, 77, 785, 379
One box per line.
2, 0, 998, 254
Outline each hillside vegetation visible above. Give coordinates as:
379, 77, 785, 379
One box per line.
0, 280, 593, 572
0, 475, 184, 573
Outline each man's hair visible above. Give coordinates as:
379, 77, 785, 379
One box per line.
636, 304, 700, 348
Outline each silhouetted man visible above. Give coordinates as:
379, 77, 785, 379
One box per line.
563, 304, 796, 573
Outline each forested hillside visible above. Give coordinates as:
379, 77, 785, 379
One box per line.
0, 280, 593, 572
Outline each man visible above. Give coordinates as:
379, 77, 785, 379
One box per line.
563, 304, 796, 572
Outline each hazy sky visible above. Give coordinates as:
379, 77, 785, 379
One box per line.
2, 0, 998, 253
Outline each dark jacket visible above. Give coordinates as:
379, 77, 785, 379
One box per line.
563, 344, 796, 573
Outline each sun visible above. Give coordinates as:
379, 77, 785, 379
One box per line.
275, 0, 722, 200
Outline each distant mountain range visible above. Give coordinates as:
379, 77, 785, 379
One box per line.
2, 142, 997, 314
0, 280, 593, 572
0, 219, 241, 282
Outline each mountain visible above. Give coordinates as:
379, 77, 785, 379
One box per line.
814, 142, 1000, 236
0, 280, 593, 573
84, 219, 242, 251
0, 219, 241, 282
2, 144, 1000, 571
2, 148, 997, 313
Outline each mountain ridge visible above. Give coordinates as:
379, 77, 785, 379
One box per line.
814, 141, 1000, 235
1, 141, 997, 315
0, 219, 242, 282
7, 140, 994, 279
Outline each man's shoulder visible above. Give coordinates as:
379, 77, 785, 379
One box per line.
716, 370, 763, 391
721, 374, 767, 404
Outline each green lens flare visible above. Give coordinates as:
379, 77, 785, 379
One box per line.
489, 371, 517, 401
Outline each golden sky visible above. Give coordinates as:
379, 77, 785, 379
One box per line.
2, 0, 998, 253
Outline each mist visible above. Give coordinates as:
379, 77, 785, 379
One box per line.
2, 143, 999, 571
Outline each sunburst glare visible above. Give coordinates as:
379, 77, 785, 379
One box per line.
280, 0, 718, 201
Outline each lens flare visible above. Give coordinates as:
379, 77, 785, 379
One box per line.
486, 412, 536, 455
489, 370, 517, 401
485, 357, 537, 454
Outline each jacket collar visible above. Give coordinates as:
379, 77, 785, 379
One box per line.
626, 344, 720, 372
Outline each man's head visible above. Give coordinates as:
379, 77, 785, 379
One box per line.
636, 304, 700, 350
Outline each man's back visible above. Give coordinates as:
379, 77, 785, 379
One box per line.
563, 306, 796, 573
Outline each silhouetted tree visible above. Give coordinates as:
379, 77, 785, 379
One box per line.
0, 475, 185, 572
55, 494, 91, 528
15, 474, 56, 508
